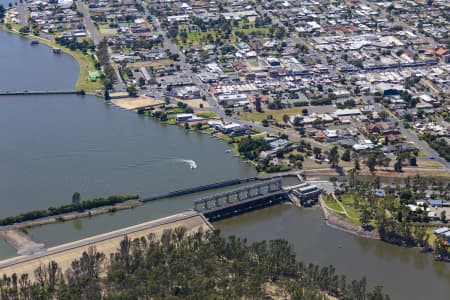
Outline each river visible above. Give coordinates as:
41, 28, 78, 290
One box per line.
217, 205, 450, 300
0, 28, 449, 300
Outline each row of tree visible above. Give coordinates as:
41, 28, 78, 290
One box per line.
0, 194, 139, 226
0, 229, 390, 299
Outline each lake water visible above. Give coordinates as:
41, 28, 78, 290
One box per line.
0, 29, 449, 300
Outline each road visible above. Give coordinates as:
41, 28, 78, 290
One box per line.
374, 103, 450, 170
77, 0, 100, 45
17, 2, 26, 27
76, 0, 127, 91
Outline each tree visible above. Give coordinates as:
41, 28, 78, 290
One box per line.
329, 146, 339, 168
394, 158, 402, 172
104, 89, 110, 100
282, 114, 290, 124
313, 147, 322, 159
441, 211, 447, 223
184, 122, 190, 130
409, 156, 417, 166
367, 155, 377, 172
127, 84, 138, 97
360, 208, 371, 228
138, 77, 146, 87
72, 192, 81, 208
341, 149, 351, 161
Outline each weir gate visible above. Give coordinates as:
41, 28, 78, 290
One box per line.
193, 178, 288, 221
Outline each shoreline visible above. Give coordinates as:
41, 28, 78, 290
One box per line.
318, 195, 380, 240
318, 196, 447, 261
0, 26, 102, 92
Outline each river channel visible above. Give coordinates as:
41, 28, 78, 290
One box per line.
0, 29, 449, 299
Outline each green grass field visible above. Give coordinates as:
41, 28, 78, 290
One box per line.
337, 193, 363, 225
240, 107, 302, 123
177, 26, 271, 46
195, 111, 217, 118
323, 195, 344, 213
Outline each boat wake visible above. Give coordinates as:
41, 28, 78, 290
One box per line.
178, 159, 197, 169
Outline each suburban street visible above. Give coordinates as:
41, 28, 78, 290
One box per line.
77, 0, 100, 45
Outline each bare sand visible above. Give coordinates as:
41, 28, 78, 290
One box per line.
128, 59, 179, 68
111, 96, 165, 110
178, 99, 210, 109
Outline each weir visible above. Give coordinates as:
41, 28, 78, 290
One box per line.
193, 178, 289, 221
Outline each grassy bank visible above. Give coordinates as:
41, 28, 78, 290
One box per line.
1, 25, 102, 91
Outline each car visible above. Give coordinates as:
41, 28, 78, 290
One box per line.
430, 157, 435, 160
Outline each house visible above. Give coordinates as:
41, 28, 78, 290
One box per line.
376, 83, 404, 95
434, 227, 449, 235
428, 211, 440, 221
176, 113, 195, 122
375, 190, 385, 197
353, 139, 374, 151
429, 199, 444, 208
366, 123, 381, 134
434, 46, 448, 57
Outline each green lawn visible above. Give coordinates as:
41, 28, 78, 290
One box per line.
196, 111, 217, 118
177, 26, 271, 46
323, 195, 344, 213
240, 107, 302, 123
339, 193, 362, 225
